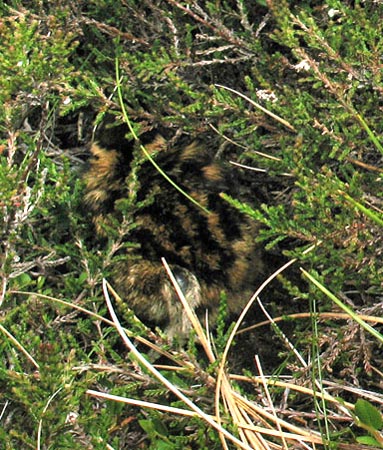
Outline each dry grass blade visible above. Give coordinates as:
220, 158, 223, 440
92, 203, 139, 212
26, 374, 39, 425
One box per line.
163, 256, 328, 449
238, 311, 383, 335
215, 84, 297, 132
215, 255, 300, 432
163, 259, 278, 449
255, 296, 308, 369
87, 389, 214, 418
210, 244, 332, 449
255, 355, 288, 449
209, 123, 282, 162
0, 323, 39, 369
36, 387, 63, 450
161, 260, 239, 450
93, 278, 256, 450
230, 375, 355, 412
161, 257, 216, 363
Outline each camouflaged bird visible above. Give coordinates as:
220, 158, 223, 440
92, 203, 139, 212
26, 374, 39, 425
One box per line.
84, 134, 263, 340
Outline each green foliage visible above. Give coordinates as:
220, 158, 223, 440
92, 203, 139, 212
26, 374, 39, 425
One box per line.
355, 399, 383, 431
354, 399, 383, 448
0, 0, 382, 448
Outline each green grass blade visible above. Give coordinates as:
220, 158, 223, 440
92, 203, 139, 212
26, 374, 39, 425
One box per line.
115, 58, 210, 215
301, 269, 383, 344
341, 192, 383, 227
356, 114, 383, 156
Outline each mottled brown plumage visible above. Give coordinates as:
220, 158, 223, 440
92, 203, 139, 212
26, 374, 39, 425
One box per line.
84, 135, 263, 339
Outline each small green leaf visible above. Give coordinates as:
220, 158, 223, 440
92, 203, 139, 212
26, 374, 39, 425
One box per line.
139, 419, 156, 435
356, 435, 381, 447
355, 399, 383, 430
157, 441, 175, 450
151, 417, 169, 436
14, 273, 33, 288
139, 418, 168, 437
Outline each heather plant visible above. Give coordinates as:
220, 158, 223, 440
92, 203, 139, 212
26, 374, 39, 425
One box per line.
1, 1, 382, 448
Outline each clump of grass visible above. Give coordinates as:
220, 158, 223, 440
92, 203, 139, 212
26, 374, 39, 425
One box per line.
81, 261, 383, 449
1, 1, 382, 448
